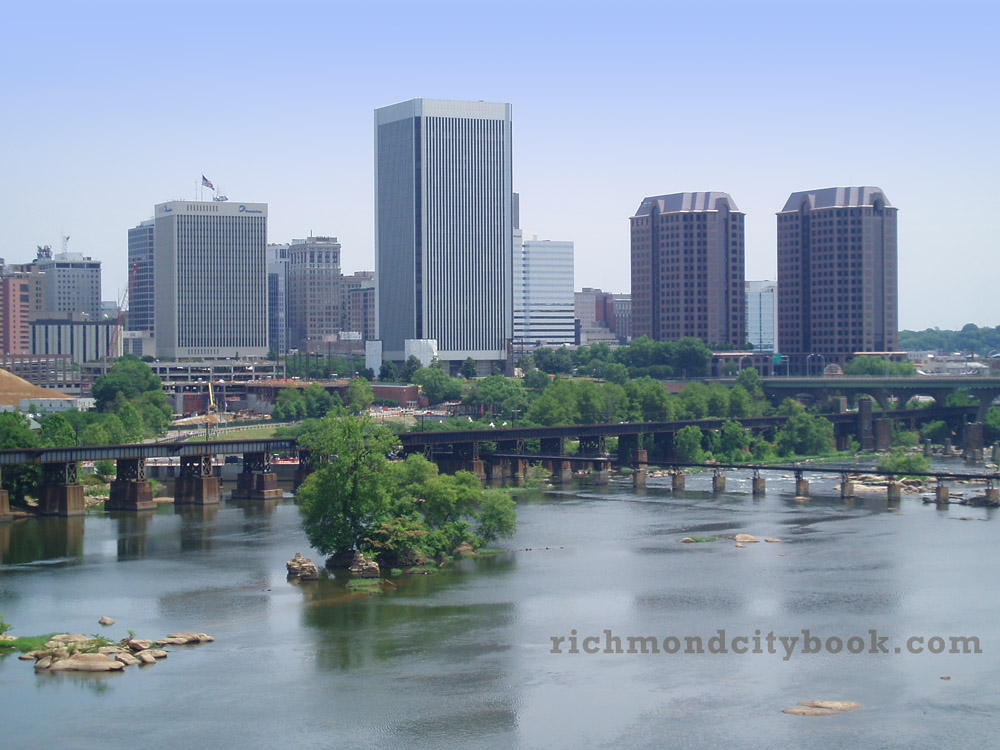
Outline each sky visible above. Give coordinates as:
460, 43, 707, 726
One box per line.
1, 0, 997, 331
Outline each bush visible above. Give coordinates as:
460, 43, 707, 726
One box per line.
920, 420, 950, 444
877, 450, 930, 476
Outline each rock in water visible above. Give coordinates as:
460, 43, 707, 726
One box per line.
98, 616, 115, 626
733, 534, 759, 543
783, 706, 837, 716
43, 653, 125, 672
764, 538, 782, 543
679, 537, 695, 543
287, 552, 321, 580
348, 551, 380, 578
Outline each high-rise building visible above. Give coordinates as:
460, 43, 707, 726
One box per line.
0, 276, 30, 355
375, 98, 513, 367
267, 243, 289, 355
746, 280, 777, 352
287, 236, 341, 352
341, 271, 375, 332
574, 287, 618, 346
611, 293, 632, 344
630, 192, 745, 347
513, 230, 575, 349
37, 251, 102, 320
347, 284, 377, 342
777, 187, 897, 371
153, 200, 268, 359
127, 219, 155, 333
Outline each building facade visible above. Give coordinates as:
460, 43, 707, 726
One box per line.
266, 243, 289, 355
0, 276, 30, 355
153, 200, 268, 359
630, 192, 745, 348
777, 187, 898, 371
287, 236, 341, 352
611, 293, 632, 344
341, 271, 375, 332
513, 231, 575, 348
30, 313, 121, 364
37, 252, 102, 320
375, 98, 513, 366
347, 284, 377, 342
746, 280, 777, 352
127, 219, 155, 333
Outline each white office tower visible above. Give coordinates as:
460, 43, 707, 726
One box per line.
375, 98, 513, 367
153, 200, 268, 359
513, 230, 575, 348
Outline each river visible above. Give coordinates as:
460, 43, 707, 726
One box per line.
1, 458, 997, 749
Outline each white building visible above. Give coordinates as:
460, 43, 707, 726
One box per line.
746, 280, 777, 352
375, 98, 513, 369
37, 252, 102, 320
30, 313, 121, 364
153, 200, 268, 359
514, 230, 575, 348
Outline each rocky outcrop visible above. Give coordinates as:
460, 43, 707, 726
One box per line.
347, 550, 380, 578
98, 616, 115, 626
733, 534, 759, 543
286, 552, 320, 581
25, 630, 212, 672
784, 700, 859, 715
156, 632, 215, 646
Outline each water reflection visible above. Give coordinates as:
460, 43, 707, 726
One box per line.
174, 504, 218, 552
110, 511, 153, 561
0, 516, 84, 566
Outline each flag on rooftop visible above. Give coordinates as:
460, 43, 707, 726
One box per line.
202, 175, 215, 190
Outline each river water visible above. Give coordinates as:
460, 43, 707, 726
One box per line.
1, 459, 997, 749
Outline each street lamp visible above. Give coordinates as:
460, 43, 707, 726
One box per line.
806, 353, 816, 377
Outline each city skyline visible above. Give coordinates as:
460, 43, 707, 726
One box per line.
0, 1, 996, 331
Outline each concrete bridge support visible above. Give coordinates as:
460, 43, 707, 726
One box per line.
542, 459, 572, 484
935, 483, 950, 505
712, 470, 726, 493
0, 469, 11, 522
887, 481, 902, 503
858, 397, 874, 451
174, 456, 220, 506
794, 471, 810, 498
37, 462, 86, 517
875, 419, 892, 452
618, 435, 640, 470
593, 459, 611, 486
963, 423, 984, 463
943, 438, 953, 456
632, 449, 647, 488
232, 452, 282, 500
107, 458, 156, 512
752, 470, 766, 496
671, 472, 685, 492
924, 439, 933, 457
993, 444, 1000, 464
840, 474, 854, 499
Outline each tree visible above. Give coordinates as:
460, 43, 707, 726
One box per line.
81, 422, 110, 446
400, 356, 423, 383
775, 413, 834, 456
39, 413, 77, 447
843, 356, 915, 377
345, 378, 375, 413
735, 368, 764, 400
522, 369, 550, 391
673, 425, 704, 463
273, 388, 307, 421
379, 360, 399, 382
304, 383, 335, 419
718, 421, 749, 461
460, 357, 478, 379
91, 359, 162, 411
117, 402, 144, 443
296, 415, 397, 555
476, 488, 517, 543
414, 367, 462, 405
0, 412, 40, 504
464, 375, 529, 418
673, 337, 712, 378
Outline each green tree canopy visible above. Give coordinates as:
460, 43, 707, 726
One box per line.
775, 413, 834, 456
460, 357, 478, 379
379, 360, 399, 382
345, 378, 375, 413
673, 425, 704, 463
92, 359, 162, 411
0, 412, 40, 504
414, 367, 462, 405
39, 413, 77, 447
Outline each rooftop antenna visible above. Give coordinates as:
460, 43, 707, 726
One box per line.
61, 234, 70, 253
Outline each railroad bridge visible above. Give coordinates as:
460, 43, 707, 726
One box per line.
0, 403, 981, 519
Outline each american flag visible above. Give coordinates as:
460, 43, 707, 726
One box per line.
201, 175, 215, 190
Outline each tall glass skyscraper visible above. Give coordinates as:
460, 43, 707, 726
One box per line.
513, 230, 575, 348
745, 280, 777, 352
127, 219, 155, 333
375, 98, 513, 366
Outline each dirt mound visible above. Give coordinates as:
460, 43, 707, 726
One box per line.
0, 368, 70, 408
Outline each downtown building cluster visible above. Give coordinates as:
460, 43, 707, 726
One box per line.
2, 97, 899, 383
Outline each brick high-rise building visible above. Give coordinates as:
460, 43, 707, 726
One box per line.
777, 187, 897, 372
287, 235, 341, 352
0, 276, 30, 354
630, 192, 745, 347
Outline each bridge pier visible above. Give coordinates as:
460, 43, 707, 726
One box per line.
0, 469, 11, 522
37, 462, 86, 517
993, 444, 1000, 464
875, 419, 892, 452
943, 438, 953, 456
935, 482, 951, 505
886, 481, 902, 502
840, 474, 854, 499
858, 397, 874, 451
618, 435, 640, 470
924, 439, 933, 457
632, 449, 647, 488
671, 471, 685, 492
593, 459, 611, 486
174, 456, 220, 506
107, 458, 156, 512
794, 471, 809, 498
232, 452, 282, 500
752, 470, 766, 496
963, 423, 984, 463
712, 470, 726, 493
293, 451, 312, 489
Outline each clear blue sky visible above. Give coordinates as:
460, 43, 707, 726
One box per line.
1, 0, 996, 331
